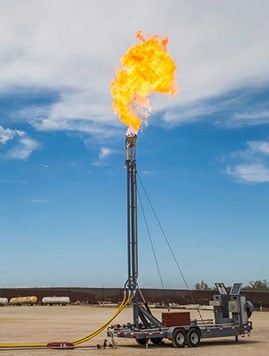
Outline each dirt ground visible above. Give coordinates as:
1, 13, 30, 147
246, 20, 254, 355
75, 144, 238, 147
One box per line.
0, 304, 268, 355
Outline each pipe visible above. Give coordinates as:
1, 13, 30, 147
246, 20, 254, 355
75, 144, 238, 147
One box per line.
125, 134, 141, 327
125, 134, 138, 294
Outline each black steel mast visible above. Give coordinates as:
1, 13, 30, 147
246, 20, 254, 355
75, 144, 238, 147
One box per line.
125, 134, 139, 326
125, 134, 163, 330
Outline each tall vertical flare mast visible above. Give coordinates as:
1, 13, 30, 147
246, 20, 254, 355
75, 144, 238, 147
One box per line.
124, 134, 167, 330
125, 134, 138, 294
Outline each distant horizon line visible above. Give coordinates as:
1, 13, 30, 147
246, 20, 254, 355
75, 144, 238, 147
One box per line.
0, 286, 191, 291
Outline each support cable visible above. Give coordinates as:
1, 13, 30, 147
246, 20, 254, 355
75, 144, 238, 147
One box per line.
137, 173, 203, 320
137, 188, 165, 289
138, 173, 189, 289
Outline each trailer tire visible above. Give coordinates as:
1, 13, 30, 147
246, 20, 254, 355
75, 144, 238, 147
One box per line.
172, 329, 186, 348
187, 329, 200, 347
136, 338, 147, 345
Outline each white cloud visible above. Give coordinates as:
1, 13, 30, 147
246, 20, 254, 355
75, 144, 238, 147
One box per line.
226, 140, 269, 183
32, 199, 47, 204
247, 141, 269, 155
91, 146, 116, 166
233, 111, 269, 120
141, 170, 153, 176
99, 147, 113, 159
162, 101, 219, 126
0, 125, 39, 160
0, 125, 24, 144
226, 163, 269, 183
230, 110, 269, 127
5, 137, 39, 160
0, 0, 268, 133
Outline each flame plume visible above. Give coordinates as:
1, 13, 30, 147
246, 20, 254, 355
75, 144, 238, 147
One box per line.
111, 31, 178, 133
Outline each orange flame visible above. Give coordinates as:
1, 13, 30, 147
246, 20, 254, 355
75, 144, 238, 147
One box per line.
111, 31, 178, 133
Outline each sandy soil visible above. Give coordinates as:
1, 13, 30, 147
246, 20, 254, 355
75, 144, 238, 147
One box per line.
0, 304, 268, 355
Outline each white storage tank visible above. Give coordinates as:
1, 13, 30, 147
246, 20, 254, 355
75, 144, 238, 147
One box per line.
0, 297, 8, 306
41, 296, 70, 306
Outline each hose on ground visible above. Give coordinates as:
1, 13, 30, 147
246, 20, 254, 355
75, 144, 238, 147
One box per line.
0, 291, 131, 349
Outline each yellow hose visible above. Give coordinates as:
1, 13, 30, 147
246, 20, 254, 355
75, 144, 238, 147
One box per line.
0, 342, 47, 349
72, 294, 131, 345
0, 293, 131, 349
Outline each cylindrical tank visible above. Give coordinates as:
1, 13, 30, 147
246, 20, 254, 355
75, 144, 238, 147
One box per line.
41, 296, 70, 306
9, 296, 38, 306
0, 297, 8, 306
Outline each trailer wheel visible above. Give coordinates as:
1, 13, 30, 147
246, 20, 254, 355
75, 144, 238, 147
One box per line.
150, 337, 163, 345
136, 338, 147, 345
172, 329, 186, 348
187, 329, 200, 347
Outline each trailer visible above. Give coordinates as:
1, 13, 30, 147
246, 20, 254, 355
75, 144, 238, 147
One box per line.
107, 134, 253, 348
107, 282, 253, 347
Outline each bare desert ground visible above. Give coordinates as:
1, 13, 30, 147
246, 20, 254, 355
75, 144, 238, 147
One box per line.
0, 304, 268, 355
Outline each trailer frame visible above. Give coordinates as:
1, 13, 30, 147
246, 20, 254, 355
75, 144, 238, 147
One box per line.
107, 295, 253, 348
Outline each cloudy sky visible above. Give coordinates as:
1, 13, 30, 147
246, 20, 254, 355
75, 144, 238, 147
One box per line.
0, 0, 269, 289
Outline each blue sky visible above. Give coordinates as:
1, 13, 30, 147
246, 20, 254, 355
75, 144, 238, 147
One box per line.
0, 0, 269, 289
